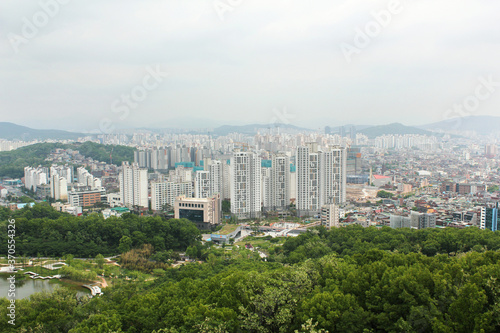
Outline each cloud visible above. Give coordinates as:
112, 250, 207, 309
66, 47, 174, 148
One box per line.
0, 0, 498, 130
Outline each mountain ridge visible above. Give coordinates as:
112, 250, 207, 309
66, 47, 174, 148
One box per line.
0, 122, 85, 140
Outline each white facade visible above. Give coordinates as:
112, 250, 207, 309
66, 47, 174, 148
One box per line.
296, 143, 346, 216
76, 166, 102, 190
261, 167, 272, 209
24, 167, 48, 192
297, 144, 320, 215
119, 162, 148, 208
151, 181, 193, 211
195, 171, 210, 198
50, 175, 68, 201
321, 203, 340, 228
320, 147, 346, 205
50, 165, 73, 184
231, 151, 261, 219
207, 159, 224, 198
271, 153, 290, 210
222, 161, 231, 200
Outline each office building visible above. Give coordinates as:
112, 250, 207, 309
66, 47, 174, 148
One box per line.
68, 189, 106, 207
174, 194, 221, 230
481, 203, 499, 231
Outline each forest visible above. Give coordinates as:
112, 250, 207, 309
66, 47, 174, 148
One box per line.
1, 205, 500, 332
0, 205, 200, 257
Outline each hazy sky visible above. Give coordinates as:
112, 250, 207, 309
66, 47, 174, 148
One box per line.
0, 0, 499, 132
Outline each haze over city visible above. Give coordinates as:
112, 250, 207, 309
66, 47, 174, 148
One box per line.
1, 0, 499, 131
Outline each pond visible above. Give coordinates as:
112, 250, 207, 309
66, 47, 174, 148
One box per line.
0, 275, 91, 300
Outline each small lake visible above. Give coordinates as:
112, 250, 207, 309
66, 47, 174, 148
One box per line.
0, 275, 91, 300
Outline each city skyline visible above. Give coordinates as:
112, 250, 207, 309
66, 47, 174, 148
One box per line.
1, 0, 499, 131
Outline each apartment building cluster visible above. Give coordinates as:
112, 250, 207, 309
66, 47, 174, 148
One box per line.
118, 143, 348, 226
24, 164, 106, 207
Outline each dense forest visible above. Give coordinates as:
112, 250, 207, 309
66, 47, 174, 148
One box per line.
1, 205, 500, 332
0, 205, 200, 257
0, 141, 135, 178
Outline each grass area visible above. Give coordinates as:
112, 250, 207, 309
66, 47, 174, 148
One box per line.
217, 224, 238, 235
235, 239, 272, 248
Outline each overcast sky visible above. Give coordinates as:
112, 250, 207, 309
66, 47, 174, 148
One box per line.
0, 0, 499, 132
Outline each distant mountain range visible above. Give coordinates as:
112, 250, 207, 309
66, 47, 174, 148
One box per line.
419, 116, 500, 135
211, 123, 314, 136
358, 123, 435, 139
3, 116, 499, 140
0, 122, 85, 140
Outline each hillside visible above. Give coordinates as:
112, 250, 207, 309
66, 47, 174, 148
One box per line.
0, 142, 135, 178
359, 122, 435, 138
0, 122, 85, 140
420, 115, 500, 135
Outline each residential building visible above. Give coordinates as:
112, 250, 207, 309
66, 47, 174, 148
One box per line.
321, 203, 340, 228
410, 211, 436, 229
119, 162, 148, 208
231, 151, 261, 219
390, 215, 411, 229
296, 143, 346, 216
151, 181, 193, 211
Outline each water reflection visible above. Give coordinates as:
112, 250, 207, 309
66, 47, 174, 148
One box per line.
0, 275, 90, 300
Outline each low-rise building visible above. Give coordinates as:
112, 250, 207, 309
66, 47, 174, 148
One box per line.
174, 194, 221, 230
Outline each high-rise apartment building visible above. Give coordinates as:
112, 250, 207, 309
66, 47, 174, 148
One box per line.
231, 151, 261, 219
50, 175, 68, 201
151, 181, 193, 211
195, 170, 210, 198
296, 143, 346, 216
119, 162, 148, 208
270, 153, 290, 211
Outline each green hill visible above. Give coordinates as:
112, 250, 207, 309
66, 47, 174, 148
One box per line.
359, 122, 435, 138
0, 142, 135, 178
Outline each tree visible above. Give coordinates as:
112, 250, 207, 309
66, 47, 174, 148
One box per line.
118, 236, 133, 253
95, 254, 105, 269
377, 190, 394, 199
222, 200, 231, 214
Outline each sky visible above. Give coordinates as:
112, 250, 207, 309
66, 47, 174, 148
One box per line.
0, 0, 499, 132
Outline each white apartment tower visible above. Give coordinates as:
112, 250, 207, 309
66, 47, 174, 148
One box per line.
231, 151, 261, 219
261, 167, 272, 209
50, 175, 68, 201
206, 159, 224, 198
297, 143, 320, 216
297, 143, 346, 216
195, 171, 211, 198
119, 162, 148, 208
270, 153, 290, 210
320, 147, 346, 205
222, 161, 231, 200
151, 181, 192, 211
